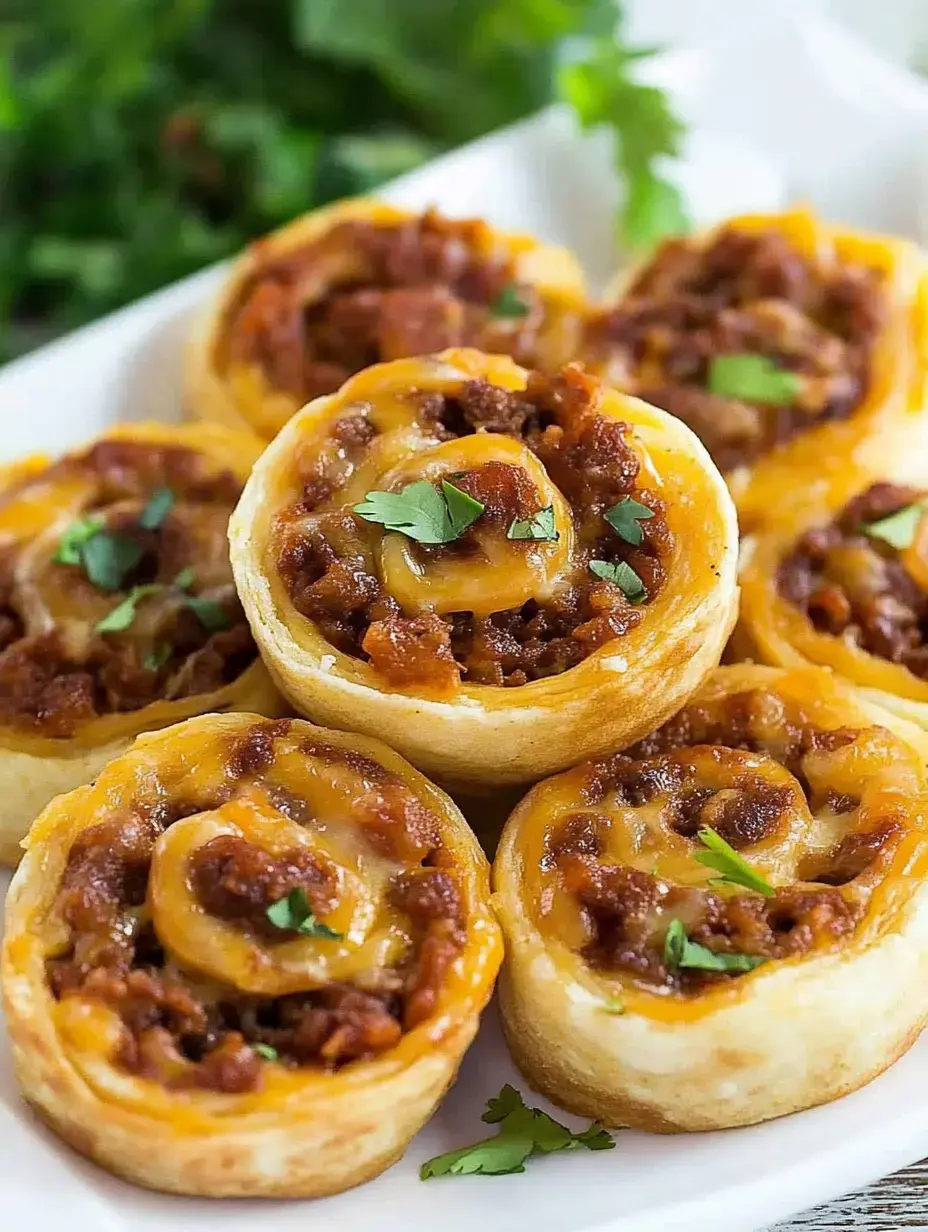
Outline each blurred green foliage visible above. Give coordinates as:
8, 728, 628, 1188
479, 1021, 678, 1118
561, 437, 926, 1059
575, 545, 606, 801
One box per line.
0, 0, 683, 359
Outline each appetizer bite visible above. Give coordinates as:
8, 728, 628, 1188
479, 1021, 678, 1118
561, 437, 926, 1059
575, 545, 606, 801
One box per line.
0, 422, 279, 865
737, 478, 928, 730
494, 664, 928, 1132
584, 208, 928, 527
186, 199, 586, 439
2, 714, 501, 1197
230, 348, 739, 790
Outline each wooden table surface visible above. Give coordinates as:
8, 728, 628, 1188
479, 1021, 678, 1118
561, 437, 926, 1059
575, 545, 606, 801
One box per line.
771, 1159, 928, 1229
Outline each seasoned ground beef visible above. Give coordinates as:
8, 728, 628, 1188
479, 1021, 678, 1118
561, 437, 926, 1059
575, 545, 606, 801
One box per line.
46, 721, 467, 1091
584, 226, 886, 473
0, 440, 257, 736
275, 364, 674, 690
778, 482, 928, 677
222, 208, 565, 401
541, 688, 898, 992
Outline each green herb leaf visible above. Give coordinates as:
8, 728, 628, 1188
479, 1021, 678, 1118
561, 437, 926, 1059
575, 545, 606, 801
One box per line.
185, 596, 231, 633
557, 33, 689, 252
707, 355, 801, 406
589, 559, 647, 603
354, 480, 484, 544
604, 497, 655, 546
138, 487, 175, 531
441, 479, 484, 537
174, 566, 195, 592
490, 284, 529, 319
420, 1084, 614, 1180
663, 918, 766, 974
265, 888, 344, 939
600, 997, 626, 1015
253, 1043, 279, 1062
95, 584, 163, 634
863, 503, 924, 551
143, 644, 172, 672
53, 515, 103, 566
694, 826, 775, 897
507, 505, 558, 542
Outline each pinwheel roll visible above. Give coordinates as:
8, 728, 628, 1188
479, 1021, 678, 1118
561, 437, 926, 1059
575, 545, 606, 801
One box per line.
494, 664, 928, 1132
230, 347, 739, 790
737, 474, 928, 730
583, 208, 928, 528
0, 422, 280, 865
187, 199, 587, 440
2, 713, 501, 1197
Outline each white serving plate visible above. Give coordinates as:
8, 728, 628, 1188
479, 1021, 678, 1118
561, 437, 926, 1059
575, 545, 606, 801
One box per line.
4, 19, 928, 1230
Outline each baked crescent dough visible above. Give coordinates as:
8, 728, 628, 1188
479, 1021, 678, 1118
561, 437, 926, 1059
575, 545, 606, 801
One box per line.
186, 198, 587, 440
2, 712, 501, 1197
0, 422, 280, 865
230, 347, 739, 790
736, 472, 928, 730
583, 208, 928, 529
494, 664, 928, 1133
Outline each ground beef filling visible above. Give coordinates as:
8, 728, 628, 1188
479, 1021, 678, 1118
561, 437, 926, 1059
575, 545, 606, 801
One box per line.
276, 365, 673, 689
585, 226, 886, 472
0, 441, 257, 736
46, 768, 465, 1091
222, 209, 556, 401
778, 482, 928, 677
543, 691, 898, 991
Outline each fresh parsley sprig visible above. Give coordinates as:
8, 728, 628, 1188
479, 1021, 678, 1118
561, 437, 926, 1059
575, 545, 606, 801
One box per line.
265, 888, 344, 939
95, 583, 164, 633
95, 568, 230, 636
420, 1084, 613, 1179
490, 284, 529, 319
663, 918, 765, 974
138, 486, 176, 531
252, 1043, 279, 1062
708, 355, 800, 406
558, 29, 689, 253
354, 479, 484, 544
507, 505, 558, 542
54, 487, 177, 593
605, 497, 654, 547
589, 558, 647, 603
694, 826, 775, 898
863, 503, 924, 551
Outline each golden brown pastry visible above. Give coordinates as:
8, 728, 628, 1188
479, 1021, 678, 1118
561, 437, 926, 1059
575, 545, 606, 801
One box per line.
737, 475, 928, 730
2, 713, 501, 1197
583, 208, 928, 529
494, 664, 928, 1133
229, 347, 739, 791
186, 198, 587, 439
0, 422, 280, 865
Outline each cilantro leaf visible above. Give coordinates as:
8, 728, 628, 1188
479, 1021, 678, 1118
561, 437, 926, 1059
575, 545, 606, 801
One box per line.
421, 1084, 614, 1180
174, 566, 195, 592
253, 1043, 279, 1062
53, 515, 103, 566
354, 479, 484, 544
863, 503, 924, 551
185, 595, 231, 633
441, 479, 484, 537
138, 487, 175, 531
265, 888, 344, 939
507, 505, 558, 542
663, 918, 766, 974
589, 558, 647, 603
604, 497, 655, 546
558, 32, 689, 252
490, 284, 529, 319
694, 826, 774, 898
708, 355, 801, 406
600, 997, 626, 1015
95, 583, 163, 634
143, 644, 172, 672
